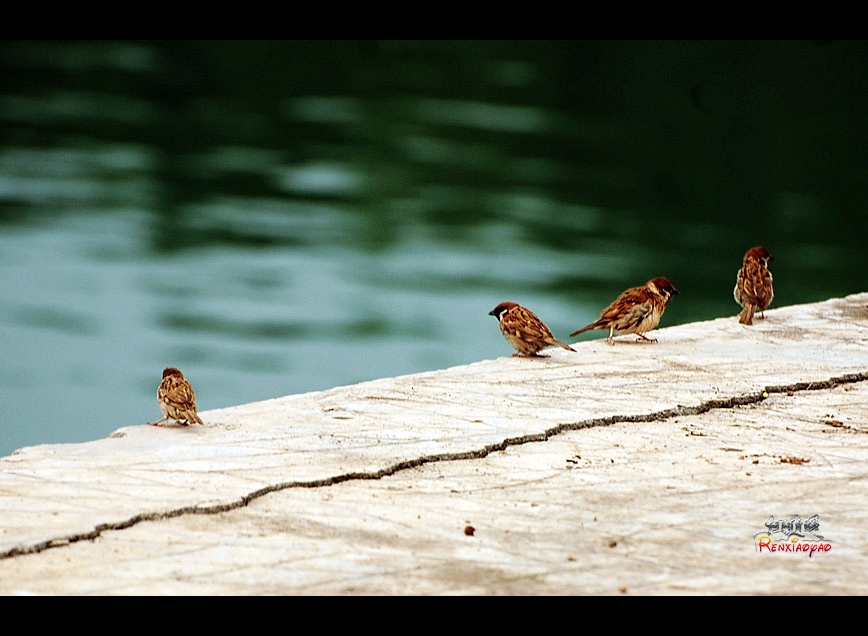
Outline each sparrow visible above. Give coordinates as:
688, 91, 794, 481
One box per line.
149, 367, 204, 426
570, 277, 679, 345
734, 246, 774, 325
489, 301, 576, 357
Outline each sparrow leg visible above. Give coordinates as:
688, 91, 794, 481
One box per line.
148, 417, 168, 427
636, 334, 658, 343
606, 327, 615, 346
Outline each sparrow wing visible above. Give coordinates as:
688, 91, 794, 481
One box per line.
739, 260, 773, 306
617, 298, 656, 331
571, 285, 643, 335
504, 306, 553, 342
165, 377, 197, 410
599, 285, 646, 324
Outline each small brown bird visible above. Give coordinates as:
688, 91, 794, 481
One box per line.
489, 301, 576, 357
734, 246, 774, 325
570, 277, 679, 345
149, 367, 204, 426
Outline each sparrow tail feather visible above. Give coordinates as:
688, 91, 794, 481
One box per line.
569, 324, 593, 337
554, 339, 576, 352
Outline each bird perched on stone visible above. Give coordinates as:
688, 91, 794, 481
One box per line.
570, 277, 679, 345
489, 301, 576, 357
149, 367, 204, 426
734, 246, 774, 325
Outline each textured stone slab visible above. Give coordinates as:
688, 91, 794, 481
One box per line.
1, 293, 866, 594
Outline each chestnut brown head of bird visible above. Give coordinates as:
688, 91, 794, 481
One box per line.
744, 246, 774, 267
489, 301, 519, 321
648, 277, 679, 302
162, 367, 184, 379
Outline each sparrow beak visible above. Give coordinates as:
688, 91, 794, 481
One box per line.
488, 309, 497, 317
671, 287, 680, 295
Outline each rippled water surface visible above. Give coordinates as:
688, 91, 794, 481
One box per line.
1, 41, 867, 457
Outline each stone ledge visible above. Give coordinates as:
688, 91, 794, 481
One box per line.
1, 292, 866, 594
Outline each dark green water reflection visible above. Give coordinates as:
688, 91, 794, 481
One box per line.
1, 41, 866, 456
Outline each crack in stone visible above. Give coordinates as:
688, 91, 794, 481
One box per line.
2, 371, 865, 561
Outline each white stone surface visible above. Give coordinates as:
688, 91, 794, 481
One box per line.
1, 293, 867, 594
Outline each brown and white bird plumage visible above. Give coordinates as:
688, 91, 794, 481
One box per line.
570, 277, 679, 345
734, 246, 774, 325
150, 366, 204, 426
489, 301, 576, 357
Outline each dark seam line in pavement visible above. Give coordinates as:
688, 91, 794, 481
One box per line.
2, 371, 866, 560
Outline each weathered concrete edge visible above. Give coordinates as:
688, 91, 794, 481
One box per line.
3, 368, 866, 561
